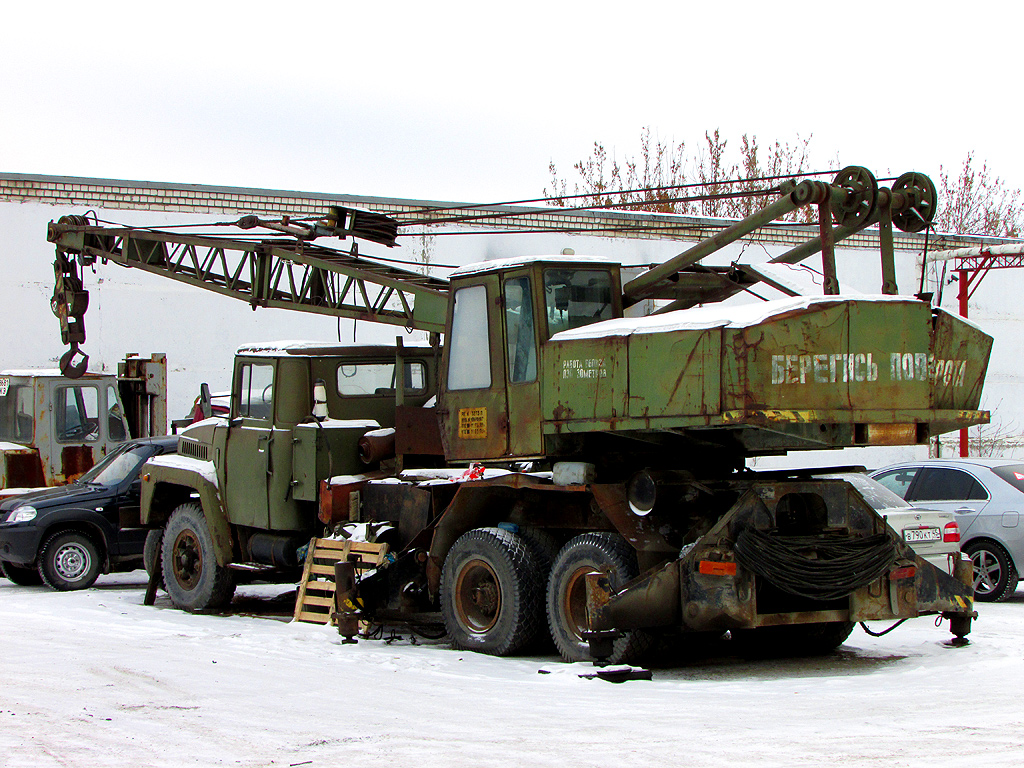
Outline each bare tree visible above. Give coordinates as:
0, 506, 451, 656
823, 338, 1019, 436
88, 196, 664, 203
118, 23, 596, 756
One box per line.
936, 152, 1022, 237
545, 127, 815, 221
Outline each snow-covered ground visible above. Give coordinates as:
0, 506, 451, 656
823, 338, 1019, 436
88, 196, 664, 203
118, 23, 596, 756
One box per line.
1, 573, 1022, 768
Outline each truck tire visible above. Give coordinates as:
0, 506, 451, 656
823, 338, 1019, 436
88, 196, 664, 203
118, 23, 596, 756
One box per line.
1, 560, 44, 586
731, 621, 855, 658
440, 527, 544, 656
546, 532, 653, 664
144, 529, 165, 588
965, 540, 1019, 602
161, 503, 236, 611
38, 531, 101, 591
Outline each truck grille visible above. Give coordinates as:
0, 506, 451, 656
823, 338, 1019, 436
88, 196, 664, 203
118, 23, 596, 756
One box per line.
178, 438, 209, 462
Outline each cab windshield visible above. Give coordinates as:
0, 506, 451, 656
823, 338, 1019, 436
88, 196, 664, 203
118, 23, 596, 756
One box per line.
543, 269, 614, 336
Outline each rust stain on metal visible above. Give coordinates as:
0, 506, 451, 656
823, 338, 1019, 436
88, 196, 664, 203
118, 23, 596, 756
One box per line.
60, 445, 94, 483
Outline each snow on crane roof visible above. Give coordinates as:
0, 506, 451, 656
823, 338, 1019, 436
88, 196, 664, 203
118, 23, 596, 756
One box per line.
236, 341, 432, 356
551, 294, 928, 341
449, 255, 619, 277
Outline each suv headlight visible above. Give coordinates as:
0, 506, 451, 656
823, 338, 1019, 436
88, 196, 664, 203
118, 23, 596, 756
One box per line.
7, 506, 37, 523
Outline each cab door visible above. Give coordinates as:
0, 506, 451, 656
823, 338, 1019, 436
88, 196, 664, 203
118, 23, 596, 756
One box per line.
502, 272, 543, 458
439, 276, 509, 460
224, 360, 274, 529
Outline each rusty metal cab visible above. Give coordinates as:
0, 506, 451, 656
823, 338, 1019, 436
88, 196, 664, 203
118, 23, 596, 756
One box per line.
0, 355, 167, 497
0, 370, 131, 494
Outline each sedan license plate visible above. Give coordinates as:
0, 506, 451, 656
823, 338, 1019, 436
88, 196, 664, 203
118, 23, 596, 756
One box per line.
903, 526, 941, 543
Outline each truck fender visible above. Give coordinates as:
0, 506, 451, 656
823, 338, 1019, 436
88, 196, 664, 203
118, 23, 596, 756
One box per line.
140, 458, 233, 566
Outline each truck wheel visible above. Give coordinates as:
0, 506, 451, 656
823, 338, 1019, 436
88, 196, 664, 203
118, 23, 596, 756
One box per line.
161, 503, 236, 611
546, 532, 652, 664
731, 621, 855, 658
1, 560, 44, 586
965, 540, 1019, 602
144, 529, 165, 588
38, 531, 101, 591
440, 527, 544, 656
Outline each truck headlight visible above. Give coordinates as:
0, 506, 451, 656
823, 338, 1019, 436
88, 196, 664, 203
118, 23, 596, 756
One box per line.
7, 506, 37, 523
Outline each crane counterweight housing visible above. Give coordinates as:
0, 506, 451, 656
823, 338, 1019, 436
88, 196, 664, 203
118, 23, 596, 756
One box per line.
43, 166, 986, 662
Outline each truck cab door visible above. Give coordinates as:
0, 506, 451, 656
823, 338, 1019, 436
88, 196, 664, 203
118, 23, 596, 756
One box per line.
502, 272, 543, 458
224, 360, 274, 529
439, 276, 509, 460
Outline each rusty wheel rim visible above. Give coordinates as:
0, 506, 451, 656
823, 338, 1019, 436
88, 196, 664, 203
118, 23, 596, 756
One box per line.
454, 558, 501, 634
563, 565, 598, 642
171, 529, 203, 590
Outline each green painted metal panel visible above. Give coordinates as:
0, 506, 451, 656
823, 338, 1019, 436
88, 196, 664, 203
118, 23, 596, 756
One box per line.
627, 329, 721, 418
728, 301, 852, 412
543, 337, 628, 425
930, 310, 991, 411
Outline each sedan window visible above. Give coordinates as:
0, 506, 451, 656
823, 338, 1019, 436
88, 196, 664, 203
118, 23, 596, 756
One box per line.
990, 464, 1024, 493
910, 467, 989, 502
873, 468, 919, 499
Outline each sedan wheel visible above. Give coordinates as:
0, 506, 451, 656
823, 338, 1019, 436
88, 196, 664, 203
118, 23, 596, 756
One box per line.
965, 540, 1019, 602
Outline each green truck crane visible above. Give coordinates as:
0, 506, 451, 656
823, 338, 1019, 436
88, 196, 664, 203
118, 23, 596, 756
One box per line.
45, 167, 987, 662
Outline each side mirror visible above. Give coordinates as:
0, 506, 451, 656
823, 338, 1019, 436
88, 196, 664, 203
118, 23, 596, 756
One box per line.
199, 382, 213, 419
312, 379, 328, 421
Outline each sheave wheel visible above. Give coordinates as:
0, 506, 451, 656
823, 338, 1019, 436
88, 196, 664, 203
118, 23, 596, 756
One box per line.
440, 527, 545, 656
161, 503, 236, 611
38, 531, 101, 591
965, 540, 1019, 602
546, 532, 652, 664
1, 560, 44, 586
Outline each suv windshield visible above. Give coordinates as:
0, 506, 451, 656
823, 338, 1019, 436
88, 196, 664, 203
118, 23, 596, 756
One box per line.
78, 443, 156, 487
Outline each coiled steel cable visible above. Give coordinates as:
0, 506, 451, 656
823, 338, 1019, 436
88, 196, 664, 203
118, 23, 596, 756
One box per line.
734, 527, 900, 601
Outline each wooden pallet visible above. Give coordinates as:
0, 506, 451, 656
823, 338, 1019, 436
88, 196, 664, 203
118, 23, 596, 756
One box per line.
293, 538, 389, 625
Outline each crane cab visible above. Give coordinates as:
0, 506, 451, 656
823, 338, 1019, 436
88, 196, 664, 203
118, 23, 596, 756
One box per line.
439, 257, 622, 461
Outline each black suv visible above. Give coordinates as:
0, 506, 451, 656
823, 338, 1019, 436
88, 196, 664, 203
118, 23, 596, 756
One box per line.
0, 435, 177, 590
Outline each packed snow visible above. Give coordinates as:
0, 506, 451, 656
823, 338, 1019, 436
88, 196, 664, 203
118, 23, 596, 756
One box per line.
1, 573, 1022, 767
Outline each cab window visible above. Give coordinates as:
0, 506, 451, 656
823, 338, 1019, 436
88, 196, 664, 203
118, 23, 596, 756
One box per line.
504, 276, 537, 383
448, 285, 491, 390
238, 363, 274, 420
107, 385, 128, 441
0, 384, 34, 443
337, 361, 427, 396
543, 269, 614, 337
56, 385, 100, 442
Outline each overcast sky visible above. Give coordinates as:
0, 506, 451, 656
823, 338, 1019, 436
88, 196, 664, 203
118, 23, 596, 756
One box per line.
3, 1, 1020, 206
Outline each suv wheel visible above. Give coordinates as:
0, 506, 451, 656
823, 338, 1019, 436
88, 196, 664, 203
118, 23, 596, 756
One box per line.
38, 531, 101, 591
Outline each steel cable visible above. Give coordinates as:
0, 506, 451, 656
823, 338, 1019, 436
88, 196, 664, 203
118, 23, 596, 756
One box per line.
734, 527, 900, 601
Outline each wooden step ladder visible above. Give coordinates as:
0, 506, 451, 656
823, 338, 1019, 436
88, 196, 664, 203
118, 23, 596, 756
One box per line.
293, 538, 389, 625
